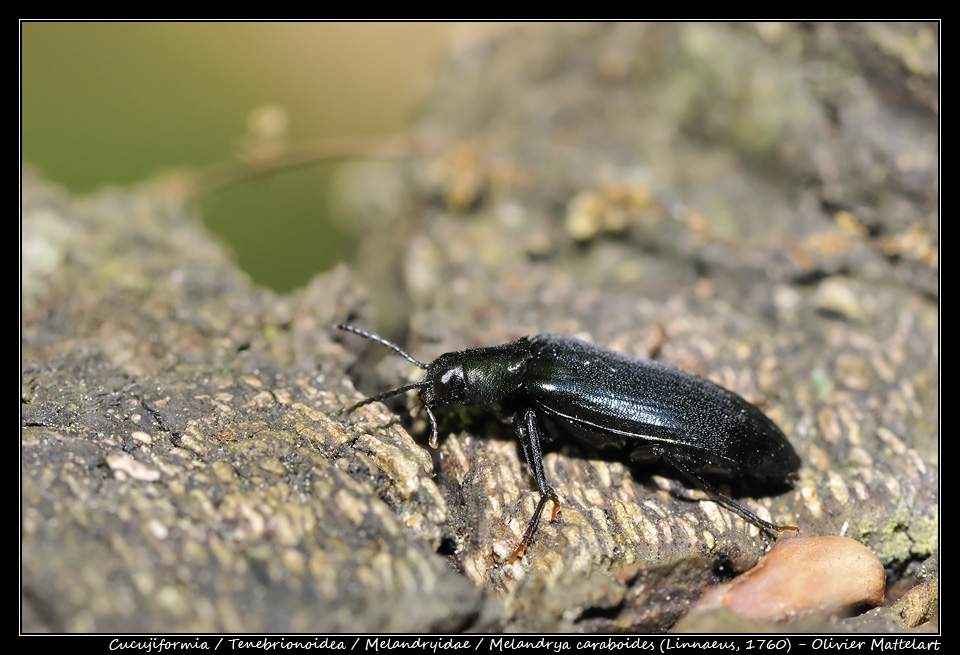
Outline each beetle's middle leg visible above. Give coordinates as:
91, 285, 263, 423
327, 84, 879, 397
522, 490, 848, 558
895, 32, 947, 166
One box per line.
508, 408, 560, 562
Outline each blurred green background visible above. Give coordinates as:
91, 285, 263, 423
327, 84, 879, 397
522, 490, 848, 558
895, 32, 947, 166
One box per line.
22, 22, 459, 292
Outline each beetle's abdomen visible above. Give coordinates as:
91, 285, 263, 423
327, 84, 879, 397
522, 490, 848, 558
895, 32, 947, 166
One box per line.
523, 335, 800, 479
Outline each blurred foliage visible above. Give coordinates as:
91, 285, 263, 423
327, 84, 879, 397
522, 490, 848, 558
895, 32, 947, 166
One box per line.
22, 22, 454, 291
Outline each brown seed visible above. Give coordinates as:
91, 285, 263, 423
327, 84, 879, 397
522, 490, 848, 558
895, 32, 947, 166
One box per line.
694, 536, 886, 623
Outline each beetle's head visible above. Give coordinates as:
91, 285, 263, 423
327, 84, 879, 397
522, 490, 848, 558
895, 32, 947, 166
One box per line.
419, 353, 467, 406
337, 325, 528, 451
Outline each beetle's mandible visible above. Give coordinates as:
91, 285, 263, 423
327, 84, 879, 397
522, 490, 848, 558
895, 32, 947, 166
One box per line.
337, 324, 801, 562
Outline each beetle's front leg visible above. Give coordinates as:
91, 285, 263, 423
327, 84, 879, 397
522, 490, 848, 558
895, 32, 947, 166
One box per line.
508, 408, 560, 563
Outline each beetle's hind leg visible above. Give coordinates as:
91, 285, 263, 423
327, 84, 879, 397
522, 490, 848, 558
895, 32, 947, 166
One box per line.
508, 408, 560, 563
653, 446, 799, 536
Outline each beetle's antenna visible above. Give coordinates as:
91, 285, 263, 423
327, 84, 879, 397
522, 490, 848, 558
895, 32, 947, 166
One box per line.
342, 381, 429, 414
338, 324, 442, 449
341, 381, 441, 450
337, 324, 428, 369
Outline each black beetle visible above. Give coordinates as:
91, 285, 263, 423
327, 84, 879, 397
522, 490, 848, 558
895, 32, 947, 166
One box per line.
337, 324, 801, 562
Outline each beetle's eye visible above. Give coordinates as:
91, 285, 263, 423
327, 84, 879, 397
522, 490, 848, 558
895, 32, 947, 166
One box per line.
437, 366, 466, 403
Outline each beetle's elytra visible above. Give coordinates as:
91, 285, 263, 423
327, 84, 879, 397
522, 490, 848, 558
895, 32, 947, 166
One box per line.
337, 324, 801, 561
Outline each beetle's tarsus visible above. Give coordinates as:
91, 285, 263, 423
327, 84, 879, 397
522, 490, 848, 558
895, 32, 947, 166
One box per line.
508, 489, 560, 563
425, 405, 439, 449
773, 524, 800, 536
